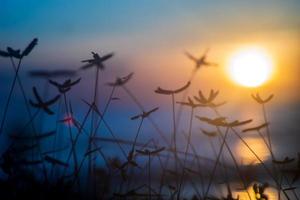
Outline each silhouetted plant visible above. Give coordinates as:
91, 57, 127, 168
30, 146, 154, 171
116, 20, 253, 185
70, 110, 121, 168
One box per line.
1, 37, 299, 200
0, 38, 38, 135
29, 87, 60, 115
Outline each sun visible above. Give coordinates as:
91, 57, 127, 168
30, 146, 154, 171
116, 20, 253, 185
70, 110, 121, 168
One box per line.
227, 47, 273, 87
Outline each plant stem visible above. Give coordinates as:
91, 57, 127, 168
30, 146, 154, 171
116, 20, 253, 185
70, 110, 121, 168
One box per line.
204, 127, 229, 198
262, 103, 272, 154
171, 93, 179, 186
0, 58, 22, 135
132, 118, 144, 152
230, 127, 291, 200
177, 107, 194, 199
122, 85, 169, 146
149, 154, 151, 200
216, 127, 252, 200
63, 93, 78, 180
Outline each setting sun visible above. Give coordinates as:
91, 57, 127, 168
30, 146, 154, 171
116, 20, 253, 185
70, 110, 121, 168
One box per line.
228, 47, 273, 87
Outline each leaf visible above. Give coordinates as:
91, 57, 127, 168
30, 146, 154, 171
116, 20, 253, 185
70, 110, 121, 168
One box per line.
227, 119, 252, 127
264, 94, 274, 103
6, 47, 21, 58
0, 50, 10, 57
10, 130, 55, 140
201, 129, 217, 137
242, 123, 269, 132
155, 81, 190, 95
272, 157, 295, 164
22, 38, 38, 57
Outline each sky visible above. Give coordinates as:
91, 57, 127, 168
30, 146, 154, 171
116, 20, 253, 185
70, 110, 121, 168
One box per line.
0, 0, 300, 165
1, 0, 299, 93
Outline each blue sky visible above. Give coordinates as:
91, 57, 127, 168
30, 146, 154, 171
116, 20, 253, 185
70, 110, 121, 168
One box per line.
1, 0, 299, 46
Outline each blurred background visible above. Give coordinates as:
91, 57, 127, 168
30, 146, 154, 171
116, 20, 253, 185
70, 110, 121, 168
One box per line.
0, 1, 300, 198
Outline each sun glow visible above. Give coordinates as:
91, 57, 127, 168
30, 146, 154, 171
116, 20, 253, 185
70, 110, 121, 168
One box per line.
235, 137, 270, 165
228, 47, 273, 87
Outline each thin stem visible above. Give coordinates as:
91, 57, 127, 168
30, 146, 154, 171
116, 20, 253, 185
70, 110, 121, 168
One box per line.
63, 93, 78, 178
231, 127, 290, 200
92, 109, 127, 158
204, 127, 229, 198
122, 85, 170, 146
132, 118, 144, 152
216, 127, 252, 200
0, 58, 22, 135
177, 107, 194, 199
182, 132, 206, 198
149, 154, 151, 200
4, 58, 48, 181
93, 85, 116, 134
171, 94, 177, 152
171, 94, 179, 187
88, 66, 100, 197
174, 70, 196, 131
9, 57, 37, 134
262, 103, 272, 154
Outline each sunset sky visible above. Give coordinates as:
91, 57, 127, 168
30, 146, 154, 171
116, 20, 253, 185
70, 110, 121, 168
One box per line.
1, 0, 300, 162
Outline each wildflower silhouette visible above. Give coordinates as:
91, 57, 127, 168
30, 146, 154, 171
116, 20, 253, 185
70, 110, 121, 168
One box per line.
197, 116, 252, 127
272, 157, 295, 164
29, 87, 60, 115
185, 48, 218, 71
175, 49, 219, 139
106, 73, 134, 87
80, 52, 114, 70
282, 153, 300, 183
131, 107, 159, 120
252, 93, 275, 166
129, 106, 159, 170
109, 158, 128, 181
242, 123, 269, 133
155, 81, 190, 95
121, 150, 139, 169
198, 116, 253, 199
1, 36, 299, 200
176, 96, 203, 108
0, 38, 37, 59
155, 81, 191, 181
251, 93, 274, 104
0, 38, 38, 135
136, 147, 165, 198
177, 95, 202, 198
49, 78, 81, 93
194, 89, 226, 108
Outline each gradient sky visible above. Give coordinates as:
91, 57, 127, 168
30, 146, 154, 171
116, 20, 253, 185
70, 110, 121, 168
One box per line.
1, 0, 299, 93
1, 0, 300, 163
